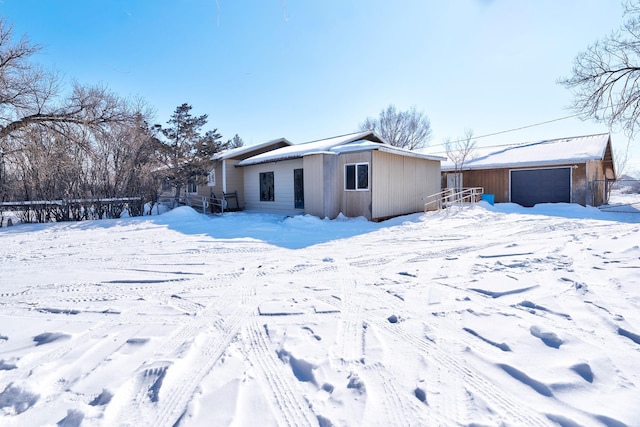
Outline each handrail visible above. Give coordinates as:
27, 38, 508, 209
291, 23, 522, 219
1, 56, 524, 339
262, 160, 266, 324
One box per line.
158, 194, 225, 214
424, 187, 484, 213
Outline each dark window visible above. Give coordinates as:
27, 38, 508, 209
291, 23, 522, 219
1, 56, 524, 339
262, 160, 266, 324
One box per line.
345, 164, 356, 190
357, 164, 369, 190
294, 168, 304, 209
345, 163, 369, 191
260, 172, 274, 201
187, 180, 197, 193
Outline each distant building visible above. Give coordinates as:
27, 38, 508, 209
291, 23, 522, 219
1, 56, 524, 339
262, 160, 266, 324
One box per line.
441, 133, 616, 207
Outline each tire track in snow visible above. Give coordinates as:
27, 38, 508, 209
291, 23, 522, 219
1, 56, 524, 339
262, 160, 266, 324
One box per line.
0, 307, 137, 393
325, 271, 469, 425
114, 266, 260, 427
333, 267, 366, 364
347, 271, 542, 425
423, 312, 472, 425
244, 319, 317, 427
362, 363, 443, 426
122, 302, 253, 427
372, 317, 551, 426
305, 262, 448, 425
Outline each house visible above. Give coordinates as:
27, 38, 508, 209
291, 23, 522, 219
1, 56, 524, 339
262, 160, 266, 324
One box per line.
236, 131, 445, 220
207, 138, 293, 209
157, 138, 292, 211
441, 133, 616, 207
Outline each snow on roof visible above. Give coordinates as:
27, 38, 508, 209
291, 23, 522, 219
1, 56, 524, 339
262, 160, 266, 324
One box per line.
376, 145, 447, 162
441, 133, 611, 171
212, 137, 293, 161
238, 131, 445, 166
237, 131, 381, 166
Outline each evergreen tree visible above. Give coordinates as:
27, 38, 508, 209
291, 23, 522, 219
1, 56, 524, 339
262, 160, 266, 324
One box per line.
228, 134, 244, 149
156, 103, 226, 195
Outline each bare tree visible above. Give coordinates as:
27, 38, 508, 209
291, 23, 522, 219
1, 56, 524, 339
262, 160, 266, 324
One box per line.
359, 105, 433, 150
0, 18, 158, 221
608, 135, 634, 197
0, 18, 136, 154
615, 137, 631, 178
444, 129, 477, 190
559, 1, 640, 137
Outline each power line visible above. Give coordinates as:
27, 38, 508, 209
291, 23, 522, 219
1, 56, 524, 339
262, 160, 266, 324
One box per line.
430, 112, 585, 148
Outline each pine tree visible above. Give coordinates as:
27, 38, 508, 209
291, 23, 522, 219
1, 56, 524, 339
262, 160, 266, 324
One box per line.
228, 134, 244, 149
156, 103, 226, 196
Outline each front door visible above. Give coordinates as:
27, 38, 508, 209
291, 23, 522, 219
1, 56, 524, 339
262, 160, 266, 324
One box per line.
294, 168, 304, 209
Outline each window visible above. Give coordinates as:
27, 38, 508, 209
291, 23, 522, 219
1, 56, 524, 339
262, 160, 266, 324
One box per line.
207, 169, 216, 187
345, 163, 369, 191
294, 168, 304, 209
447, 173, 462, 190
162, 177, 172, 191
187, 180, 198, 194
260, 172, 274, 201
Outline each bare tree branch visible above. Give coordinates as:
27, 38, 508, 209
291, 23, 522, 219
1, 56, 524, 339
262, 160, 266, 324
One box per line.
445, 129, 477, 189
359, 105, 433, 150
0, 19, 134, 145
559, 0, 640, 137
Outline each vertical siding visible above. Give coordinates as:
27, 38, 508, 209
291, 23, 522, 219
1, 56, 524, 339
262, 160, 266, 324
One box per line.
242, 159, 304, 214
573, 163, 587, 206
205, 160, 245, 208
204, 162, 223, 198
323, 155, 341, 219
583, 160, 606, 206
195, 184, 209, 198
594, 160, 606, 206
460, 163, 598, 206
225, 160, 245, 208
303, 153, 342, 219
339, 152, 373, 219
302, 154, 324, 217
372, 151, 441, 219
461, 169, 510, 202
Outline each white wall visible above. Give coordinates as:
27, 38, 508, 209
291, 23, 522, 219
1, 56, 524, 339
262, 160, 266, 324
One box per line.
242, 159, 305, 214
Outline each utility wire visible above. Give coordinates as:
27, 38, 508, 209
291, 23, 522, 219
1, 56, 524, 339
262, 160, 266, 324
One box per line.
430, 112, 585, 148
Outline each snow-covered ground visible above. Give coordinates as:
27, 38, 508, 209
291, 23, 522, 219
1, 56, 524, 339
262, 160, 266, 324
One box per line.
1, 193, 639, 427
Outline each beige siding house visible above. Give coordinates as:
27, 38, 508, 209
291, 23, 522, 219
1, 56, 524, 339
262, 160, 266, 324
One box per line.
243, 159, 304, 213
155, 139, 292, 211
238, 132, 444, 220
208, 138, 292, 209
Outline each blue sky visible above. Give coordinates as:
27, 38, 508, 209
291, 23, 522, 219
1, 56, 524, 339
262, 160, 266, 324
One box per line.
2, 1, 639, 173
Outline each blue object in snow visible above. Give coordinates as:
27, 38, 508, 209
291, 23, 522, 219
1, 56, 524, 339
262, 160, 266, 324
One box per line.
481, 194, 495, 205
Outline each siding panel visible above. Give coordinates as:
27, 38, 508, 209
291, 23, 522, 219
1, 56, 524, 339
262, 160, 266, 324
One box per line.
460, 169, 509, 202
225, 160, 245, 208
340, 152, 372, 219
243, 159, 304, 214
372, 151, 441, 219
324, 155, 341, 219
302, 154, 324, 217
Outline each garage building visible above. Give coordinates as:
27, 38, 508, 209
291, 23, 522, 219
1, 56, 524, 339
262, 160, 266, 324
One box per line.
441, 133, 616, 207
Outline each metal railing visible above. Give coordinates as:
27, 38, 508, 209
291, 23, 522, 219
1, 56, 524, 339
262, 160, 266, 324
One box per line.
424, 187, 484, 213
157, 195, 226, 214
